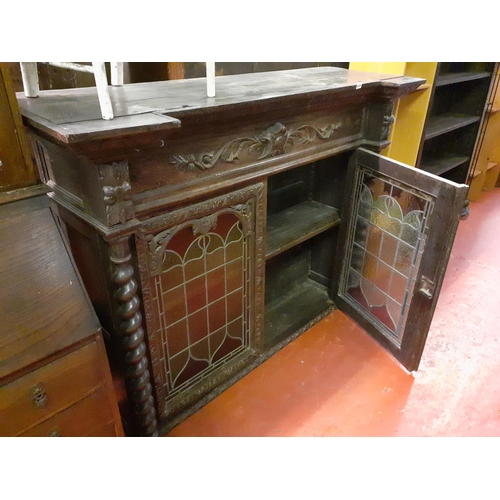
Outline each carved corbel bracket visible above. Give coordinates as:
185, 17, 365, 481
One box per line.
98, 161, 135, 226
362, 100, 397, 149
381, 103, 396, 142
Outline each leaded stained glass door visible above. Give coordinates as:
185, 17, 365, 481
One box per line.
333, 148, 468, 371
136, 183, 265, 418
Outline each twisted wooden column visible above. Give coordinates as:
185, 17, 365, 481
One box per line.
110, 240, 158, 437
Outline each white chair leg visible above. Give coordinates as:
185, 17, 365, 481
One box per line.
206, 62, 215, 97
92, 62, 114, 120
20, 62, 40, 97
110, 62, 124, 86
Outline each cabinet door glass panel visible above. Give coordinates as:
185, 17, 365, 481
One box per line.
155, 214, 249, 396
346, 171, 433, 341
334, 148, 468, 371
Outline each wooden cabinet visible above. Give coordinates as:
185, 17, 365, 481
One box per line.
350, 62, 499, 188
419, 62, 497, 185
468, 65, 500, 199
0, 64, 38, 192
16, 67, 468, 436
0, 192, 123, 437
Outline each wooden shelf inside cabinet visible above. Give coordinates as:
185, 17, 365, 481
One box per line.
420, 155, 470, 176
434, 71, 491, 87
264, 280, 334, 350
265, 201, 340, 259
424, 114, 481, 140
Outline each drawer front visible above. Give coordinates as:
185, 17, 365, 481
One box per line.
87, 422, 120, 437
20, 389, 118, 437
0, 341, 103, 436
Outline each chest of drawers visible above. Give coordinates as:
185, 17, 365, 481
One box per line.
0, 191, 123, 437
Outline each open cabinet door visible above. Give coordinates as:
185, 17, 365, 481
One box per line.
332, 148, 468, 371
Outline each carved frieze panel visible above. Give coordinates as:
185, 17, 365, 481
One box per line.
136, 183, 265, 418
171, 116, 363, 172
127, 110, 365, 214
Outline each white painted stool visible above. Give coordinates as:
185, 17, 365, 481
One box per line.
19, 62, 123, 120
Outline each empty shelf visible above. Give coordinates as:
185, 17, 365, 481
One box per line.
420, 156, 469, 176
424, 114, 480, 140
266, 201, 340, 259
264, 280, 334, 349
435, 71, 491, 87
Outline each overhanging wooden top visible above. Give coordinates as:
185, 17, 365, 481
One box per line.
17, 67, 425, 144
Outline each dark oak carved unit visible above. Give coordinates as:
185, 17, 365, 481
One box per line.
17, 67, 468, 436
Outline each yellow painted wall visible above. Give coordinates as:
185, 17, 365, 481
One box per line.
349, 62, 406, 76
386, 63, 437, 166
348, 62, 438, 166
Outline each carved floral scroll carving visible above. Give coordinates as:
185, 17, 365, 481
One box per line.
191, 213, 219, 236
145, 200, 254, 277
140, 184, 264, 233
171, 118, 360, 172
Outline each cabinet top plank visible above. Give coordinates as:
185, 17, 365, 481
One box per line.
16, 67, 424, 144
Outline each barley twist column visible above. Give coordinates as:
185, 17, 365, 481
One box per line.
110, 241, 158, 437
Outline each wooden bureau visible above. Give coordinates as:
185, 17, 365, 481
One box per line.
0, 190, 124, 437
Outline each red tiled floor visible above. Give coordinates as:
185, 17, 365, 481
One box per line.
168, 188, 500, 437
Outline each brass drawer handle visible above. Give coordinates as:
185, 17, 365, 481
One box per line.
31, 384, 48, 407
48, 428, 61, 437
